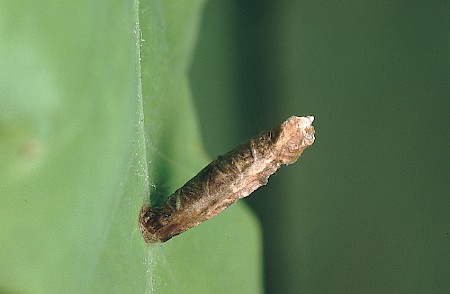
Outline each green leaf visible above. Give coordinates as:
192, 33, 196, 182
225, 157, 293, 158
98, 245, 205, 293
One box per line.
0, 1, 262, 293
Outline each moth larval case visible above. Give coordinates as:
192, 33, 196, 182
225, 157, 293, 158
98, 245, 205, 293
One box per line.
139, 115, 315, 243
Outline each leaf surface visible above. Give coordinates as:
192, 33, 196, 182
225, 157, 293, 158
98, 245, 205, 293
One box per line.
0, 1, 261, 293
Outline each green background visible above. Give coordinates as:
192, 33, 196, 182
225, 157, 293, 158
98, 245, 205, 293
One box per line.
1, 1, 448, 293
191, 1, 449, 293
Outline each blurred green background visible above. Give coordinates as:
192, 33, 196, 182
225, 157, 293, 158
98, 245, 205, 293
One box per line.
190, 1, 449, 293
